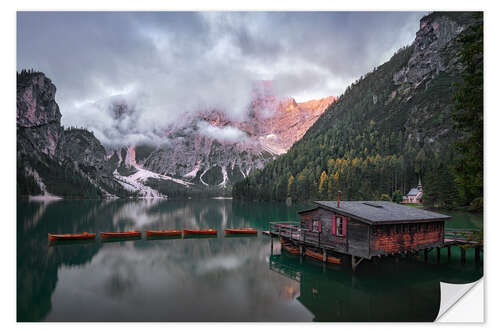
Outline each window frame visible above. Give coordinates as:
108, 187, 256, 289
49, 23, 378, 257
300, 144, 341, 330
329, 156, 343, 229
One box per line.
312, 219, 320, 232
336, 216, 344, 237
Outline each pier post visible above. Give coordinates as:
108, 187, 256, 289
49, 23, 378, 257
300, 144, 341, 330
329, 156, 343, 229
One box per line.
323, 248, 327, 263
351, 256, 363, 272
448, 246, 451, 260
475, 247, 481, 264
437, 248, 441, 263
461, 247, 466, 264
270, 237, 273, 255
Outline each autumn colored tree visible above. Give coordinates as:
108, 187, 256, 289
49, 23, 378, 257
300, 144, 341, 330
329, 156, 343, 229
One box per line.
318, 171, 327, 196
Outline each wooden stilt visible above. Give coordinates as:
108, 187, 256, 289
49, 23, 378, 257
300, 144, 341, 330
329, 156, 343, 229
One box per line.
322, 248, 327, 263
351, 255, 364, 272
270, 237, 273, 255
461, 247, 466, 264
437, 247, 441, 263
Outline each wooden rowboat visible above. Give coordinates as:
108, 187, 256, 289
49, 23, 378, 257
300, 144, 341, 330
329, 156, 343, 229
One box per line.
305, 249, 341, 264
183, 229, 217, 236
100, 231, 141, 239
48, 232, 96, 241
224, 228, 257, 235
327, 256, 342, 265
305, 249, 323, 261
145, 229, 182, 237
283, 243, 300, 255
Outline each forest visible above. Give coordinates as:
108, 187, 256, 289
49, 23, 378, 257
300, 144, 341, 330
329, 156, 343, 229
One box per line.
233, 13, 483, 209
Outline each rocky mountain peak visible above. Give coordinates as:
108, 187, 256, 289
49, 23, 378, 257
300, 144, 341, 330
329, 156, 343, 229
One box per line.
393, 13, 469, 86
200, 109, 232, 127
17, 71, 61, 128
16, 70, 337, 198
17, 71, 130, 198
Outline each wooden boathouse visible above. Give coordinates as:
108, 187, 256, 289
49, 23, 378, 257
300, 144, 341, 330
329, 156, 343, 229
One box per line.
268, 200, 468, 271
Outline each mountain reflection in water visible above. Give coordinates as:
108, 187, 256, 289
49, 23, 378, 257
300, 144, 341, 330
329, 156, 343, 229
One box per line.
17, 199, 482, 322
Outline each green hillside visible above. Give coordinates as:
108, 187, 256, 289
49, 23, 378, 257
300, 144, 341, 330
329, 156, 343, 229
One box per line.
233, 12, 483, 208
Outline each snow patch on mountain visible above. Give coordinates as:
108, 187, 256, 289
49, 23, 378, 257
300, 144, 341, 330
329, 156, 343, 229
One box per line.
113, 165, 194, 198
199, 168, 209, 186
26, 168, 62, 201
184, 160, 201, 178
219, 166, 228, 187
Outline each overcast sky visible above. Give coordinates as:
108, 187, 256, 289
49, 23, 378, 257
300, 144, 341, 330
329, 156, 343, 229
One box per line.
17, 11, 426, 146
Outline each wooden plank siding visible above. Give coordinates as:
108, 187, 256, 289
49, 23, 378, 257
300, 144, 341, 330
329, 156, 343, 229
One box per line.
370, 221, 444, 256
347, 219, 370, 258
299, 207, 350, 255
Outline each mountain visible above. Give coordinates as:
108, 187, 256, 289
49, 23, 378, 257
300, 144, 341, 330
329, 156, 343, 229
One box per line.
17, 71, 334, 199
233, 12, 483, 207
114, 94, 335, 197
17, 70, 131, 198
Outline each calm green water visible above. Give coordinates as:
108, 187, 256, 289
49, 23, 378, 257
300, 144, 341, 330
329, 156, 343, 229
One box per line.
17, 199, 483, 322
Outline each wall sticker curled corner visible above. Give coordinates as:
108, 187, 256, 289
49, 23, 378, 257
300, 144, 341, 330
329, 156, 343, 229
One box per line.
436, 279, 483, 322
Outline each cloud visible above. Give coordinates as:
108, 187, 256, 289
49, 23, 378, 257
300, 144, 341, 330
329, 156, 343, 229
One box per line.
197, 121, 248, 142
17, 11, 426, 146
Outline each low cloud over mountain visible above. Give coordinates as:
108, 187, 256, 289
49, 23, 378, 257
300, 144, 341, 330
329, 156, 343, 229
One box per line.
17, 11, 425, 146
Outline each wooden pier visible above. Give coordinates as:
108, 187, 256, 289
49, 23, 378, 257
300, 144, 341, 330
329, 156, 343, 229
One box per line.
442, 228, 483, 264
268, 222, 346, 252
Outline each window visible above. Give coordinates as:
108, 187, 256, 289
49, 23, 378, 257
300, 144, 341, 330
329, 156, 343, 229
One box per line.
336, 217, 343, 236
313, 220, 320, 232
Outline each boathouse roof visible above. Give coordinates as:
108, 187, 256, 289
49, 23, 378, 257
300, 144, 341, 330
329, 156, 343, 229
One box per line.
300, 201, 451, 225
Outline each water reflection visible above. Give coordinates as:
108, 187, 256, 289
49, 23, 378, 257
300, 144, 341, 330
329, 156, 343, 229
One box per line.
17, 199, 482, 322
269, 250, 482, 322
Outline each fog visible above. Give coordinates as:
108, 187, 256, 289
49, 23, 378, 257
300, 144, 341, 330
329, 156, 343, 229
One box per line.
17, 11, 425, 146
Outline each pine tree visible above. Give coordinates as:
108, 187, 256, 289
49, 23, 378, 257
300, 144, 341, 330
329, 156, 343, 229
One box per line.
392, 190, 403, 203
287, 175, 295, 199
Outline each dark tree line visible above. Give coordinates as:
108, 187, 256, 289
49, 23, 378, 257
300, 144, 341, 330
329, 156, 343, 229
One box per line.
450, 13, 483, 207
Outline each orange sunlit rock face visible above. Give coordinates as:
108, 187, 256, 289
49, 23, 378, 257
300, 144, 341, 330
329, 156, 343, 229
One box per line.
259, 96, 337, 153
200, 95, 337, 154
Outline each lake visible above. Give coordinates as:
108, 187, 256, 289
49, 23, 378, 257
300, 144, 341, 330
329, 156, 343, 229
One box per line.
17, 199, 483, 322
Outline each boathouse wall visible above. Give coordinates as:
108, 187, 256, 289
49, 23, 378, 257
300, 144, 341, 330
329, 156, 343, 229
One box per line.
347, 219, 370, 258
299, 207, 370, 257
369, 221, 444, 256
